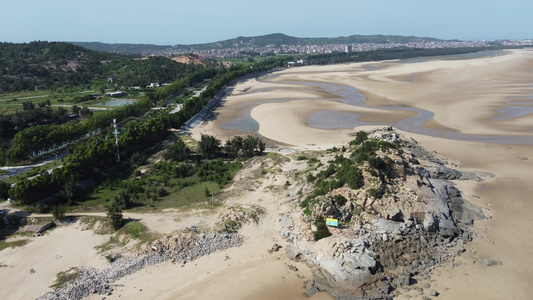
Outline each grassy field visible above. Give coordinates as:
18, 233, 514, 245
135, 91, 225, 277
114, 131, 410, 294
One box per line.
0, 88, 144, 115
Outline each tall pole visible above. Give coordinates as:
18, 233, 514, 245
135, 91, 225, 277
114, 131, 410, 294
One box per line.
113, 119, 120, 163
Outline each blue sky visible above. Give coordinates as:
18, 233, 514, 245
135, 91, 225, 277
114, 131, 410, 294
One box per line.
1, 0, 531, 45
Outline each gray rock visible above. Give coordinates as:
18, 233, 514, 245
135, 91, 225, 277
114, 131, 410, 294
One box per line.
430, 289, 438, 296
280, 214, 293, 228
394, 272, 411, 286
449, 197, 485, 227
438, 219, 458, 238
423, 214, 437, 232
479, 259, 503, 267
375, 218, 404, 236
305, 286, 319, 297
285, 244, 302, 261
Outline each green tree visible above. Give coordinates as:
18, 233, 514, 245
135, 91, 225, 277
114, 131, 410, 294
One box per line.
242, 135, 265, 158
79, 106, 92, 117
107, 199, 124, 230
224, 136, 243, 158
163, 139, 189, 162
198, 134, 220, 159
52, 204, 67, 220
71, 105, 80, 115
0, 181, 10, 200
22, 101, 35, 110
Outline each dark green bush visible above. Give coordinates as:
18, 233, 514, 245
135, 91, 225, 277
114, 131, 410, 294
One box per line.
314, 218, 332, 241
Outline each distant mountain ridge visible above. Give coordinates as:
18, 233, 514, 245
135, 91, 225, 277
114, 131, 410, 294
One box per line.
72, 33, 453, 53
69, 41, 173, 53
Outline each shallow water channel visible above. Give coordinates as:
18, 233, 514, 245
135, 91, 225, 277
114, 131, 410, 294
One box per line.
220, 75, 533, 145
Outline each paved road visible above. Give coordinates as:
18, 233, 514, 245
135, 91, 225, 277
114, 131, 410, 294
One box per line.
0, 152, 68, 180
182, 88, 225, 130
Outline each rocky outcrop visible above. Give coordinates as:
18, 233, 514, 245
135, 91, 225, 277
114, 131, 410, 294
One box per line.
287, 128, 487, 299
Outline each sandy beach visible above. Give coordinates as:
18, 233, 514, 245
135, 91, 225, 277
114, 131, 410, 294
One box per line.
2, 49, 532, 300
190, 49, 533, 299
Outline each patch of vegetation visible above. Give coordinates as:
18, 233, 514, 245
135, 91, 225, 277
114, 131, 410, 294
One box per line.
105, 195, 125, 231
121, 221, 151, 243
314, 218, 332, 241
0, 239, 30, 251
52, 204, 67, 220
333, 194, 347, 206
308, 157, 320, 164
300, 134, 399, 219
350, 131, 368, 146
95, 235, 121, 252
51, 267, 80, 289
351, 139, 398, 164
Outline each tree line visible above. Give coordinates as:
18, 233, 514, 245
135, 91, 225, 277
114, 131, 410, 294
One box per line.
305, 46, 513, 65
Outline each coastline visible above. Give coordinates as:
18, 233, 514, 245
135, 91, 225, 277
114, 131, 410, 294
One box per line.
188, 49, 533, 299
3, 49, 532, 300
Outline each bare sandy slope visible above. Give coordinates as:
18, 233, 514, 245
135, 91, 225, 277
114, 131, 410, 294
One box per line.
0, 225, 108, 300
85, 157, 332, 300
190, 49, 533, 298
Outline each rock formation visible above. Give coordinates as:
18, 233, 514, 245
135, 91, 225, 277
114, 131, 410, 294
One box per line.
285, 128, 487, 299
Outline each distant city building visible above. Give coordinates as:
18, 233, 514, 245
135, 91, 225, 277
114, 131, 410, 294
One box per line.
345, 45, 352, 53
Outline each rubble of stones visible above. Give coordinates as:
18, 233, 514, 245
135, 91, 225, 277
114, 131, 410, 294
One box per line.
37, 232, 242, 300
286, 128, 489, 300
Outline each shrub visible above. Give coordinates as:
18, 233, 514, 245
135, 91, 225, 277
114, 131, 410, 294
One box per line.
350, 131, 368, 146
314, 218, 332, 241
334, 194, 347, 206
52, 204, 67, 220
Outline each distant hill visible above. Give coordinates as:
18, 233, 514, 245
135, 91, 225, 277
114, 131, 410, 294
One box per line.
70, 41, 173, 53
174, 33, 449, 50
71, 33, 453, 53
0, 41, 201, 92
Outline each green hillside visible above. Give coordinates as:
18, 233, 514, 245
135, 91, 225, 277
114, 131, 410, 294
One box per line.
0, 41, 202, 92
